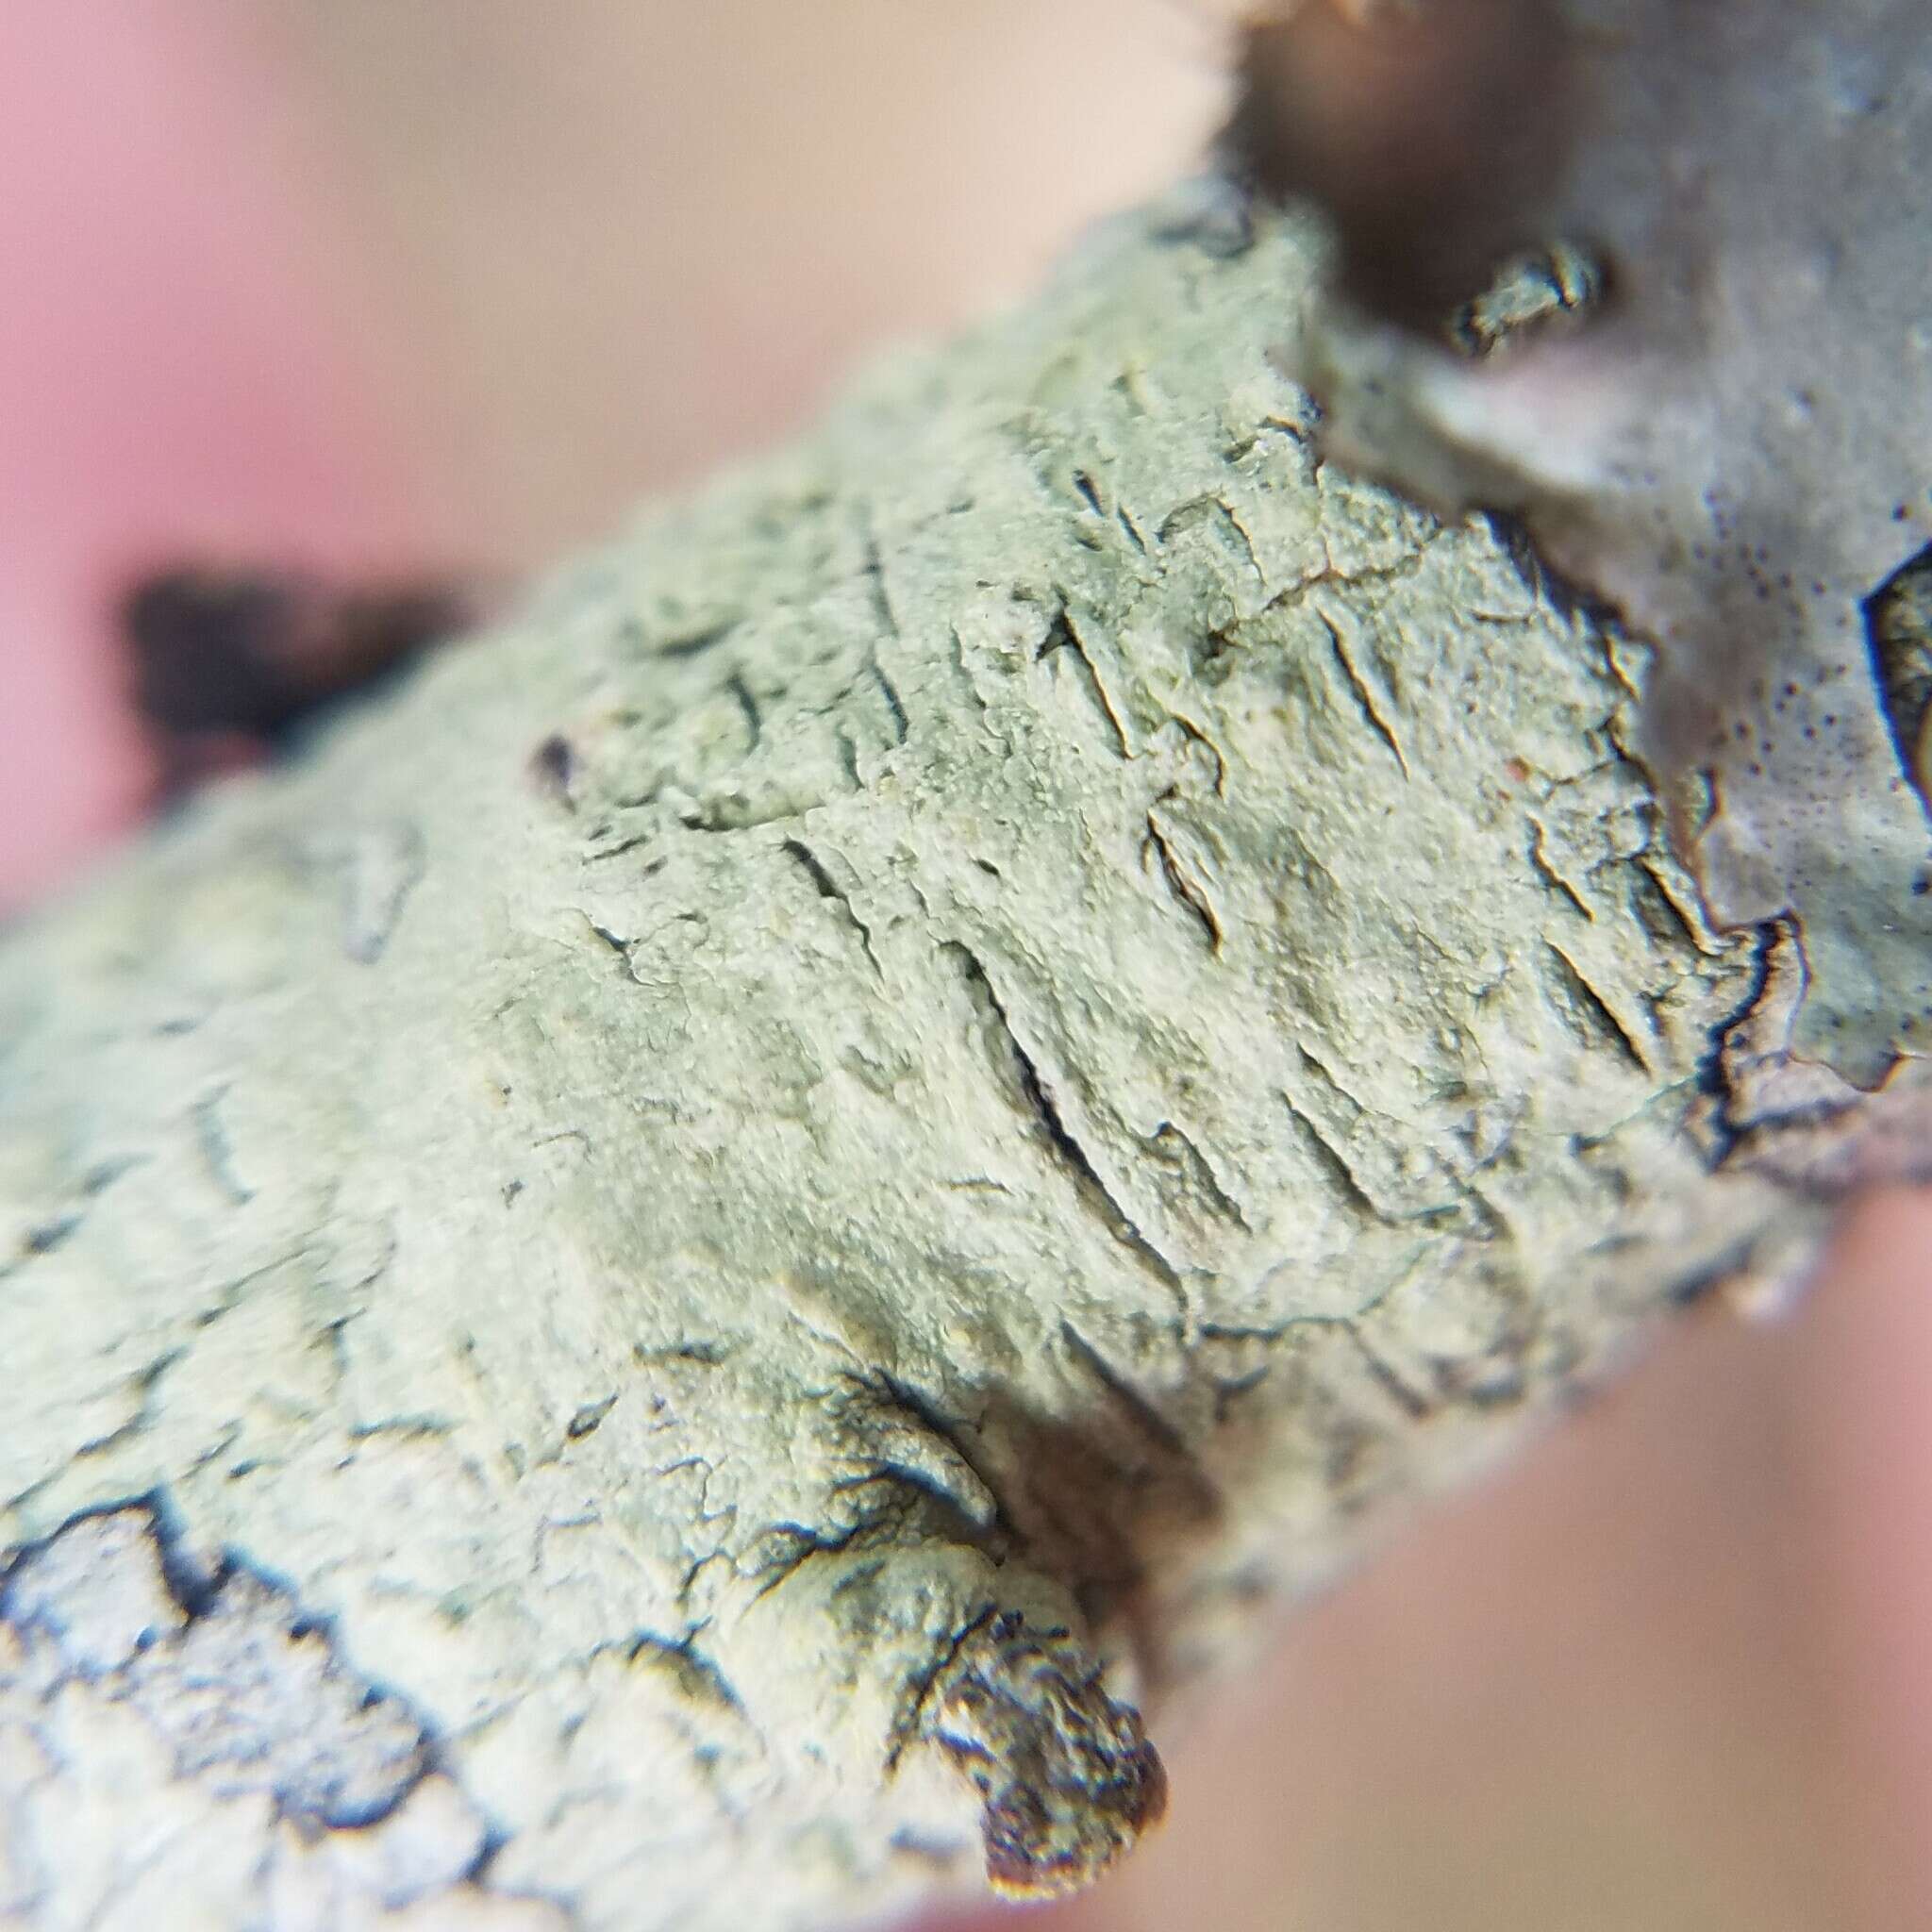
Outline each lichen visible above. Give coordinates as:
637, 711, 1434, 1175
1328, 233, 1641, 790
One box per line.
1244, 0, 1932, 1083
0, 179, 1912, 1929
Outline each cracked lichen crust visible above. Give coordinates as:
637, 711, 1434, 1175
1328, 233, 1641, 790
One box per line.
0, 189, 1905, 1928
0, 1505, 550, 1929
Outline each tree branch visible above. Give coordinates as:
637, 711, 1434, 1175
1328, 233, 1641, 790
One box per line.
1, 182, 1922, 1929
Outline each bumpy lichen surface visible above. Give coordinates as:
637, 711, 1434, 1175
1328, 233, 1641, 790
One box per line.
0, 192, 1905, 1929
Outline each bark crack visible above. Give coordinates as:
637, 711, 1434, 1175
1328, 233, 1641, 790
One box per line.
724, 671, 762, 752
1278, 1091, 1391, 1224
1058, 1321, 1208, 1499
1528, 817, 1596, 923
1142, 803, 1224, 953
1543, 941, 1653, 1075
780, 840, 884, 979
192, 1090, 255, 1207
1037, 608, 1131, 761
948, 943, 1185, 1300
1316, 609, 1410, 779
885, 1601, 1000, 1772
861, 1369, 1015, 1541
868, 650, 910, 746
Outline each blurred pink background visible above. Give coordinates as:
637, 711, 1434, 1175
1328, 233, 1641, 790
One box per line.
3, 7, 1928, 1927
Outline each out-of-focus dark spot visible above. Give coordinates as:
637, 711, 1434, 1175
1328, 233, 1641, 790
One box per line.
529, 733, 577, 810
121, 564, 476, 795
1224, 0, 1578, 329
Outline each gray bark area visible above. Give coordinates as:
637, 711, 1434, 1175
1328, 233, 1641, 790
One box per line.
1, 192, 1923, 1930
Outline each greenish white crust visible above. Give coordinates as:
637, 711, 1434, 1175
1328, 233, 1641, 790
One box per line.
0, 189, 1917, 1929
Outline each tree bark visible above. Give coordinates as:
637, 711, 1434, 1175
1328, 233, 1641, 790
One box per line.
1, 187, 1922, 1930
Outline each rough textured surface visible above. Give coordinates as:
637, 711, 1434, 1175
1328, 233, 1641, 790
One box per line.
0, 188, 1922, 1928
0, 1505, 527, 1931
1246, 0, 1932, 1082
